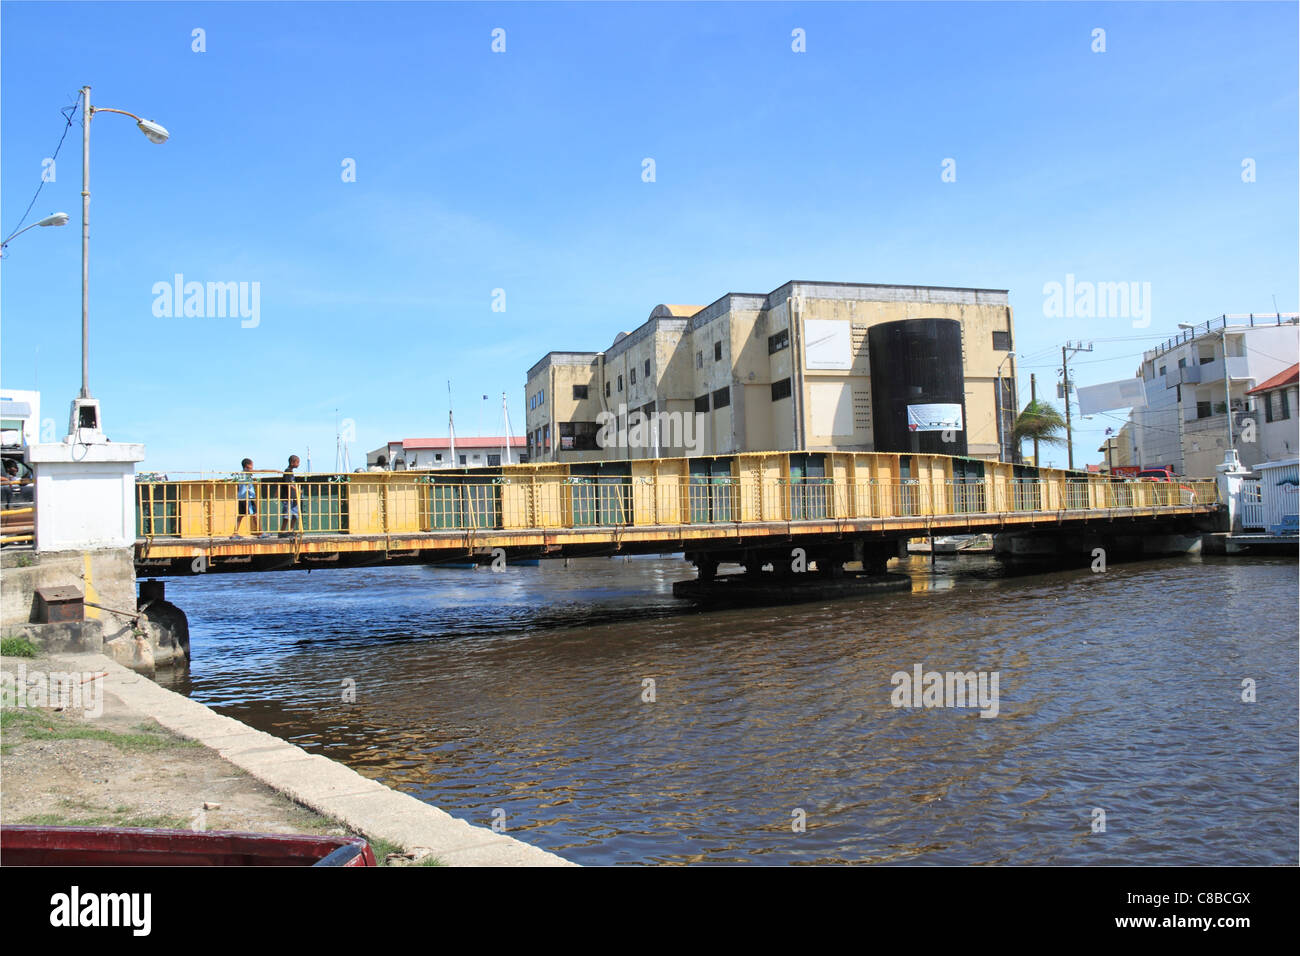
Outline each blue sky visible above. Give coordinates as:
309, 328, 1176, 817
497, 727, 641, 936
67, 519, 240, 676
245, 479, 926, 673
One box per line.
2, 1, 1296, 472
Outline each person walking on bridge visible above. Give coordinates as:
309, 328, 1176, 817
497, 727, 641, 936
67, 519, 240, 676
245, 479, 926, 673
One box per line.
233, 458, 262, 538
279, 455, 302, 537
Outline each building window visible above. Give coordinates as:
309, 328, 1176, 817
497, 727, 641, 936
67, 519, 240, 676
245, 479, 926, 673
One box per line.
617, 375, 623, 392
695, 394, 710, 413
992, 330, 1012, 351
1267, 390, 1290, 422
771, 378, 792, 401
559, 421, 600, 450
712, 386, 730, 409
696, 351, 703, 369
540, 389, 544, 404
630, 367, 636, 385
435, 453, 443, 462
543, 424, 550, 450
714, 341, 722, 362
488, 454, 501, 467
573, 384, 588, 400
1159, 365, 1167, 378
644, 359, 651, 377
459, 455, 467, 465
1178, 357, 1187, 369
605, 381, 611, 398
1196, 400, 1212, 419
1199, 347, 1215, 365
768, 329, 789, 354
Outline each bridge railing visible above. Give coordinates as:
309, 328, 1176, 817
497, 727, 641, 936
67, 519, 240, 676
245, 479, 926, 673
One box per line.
135, 471, 1220, 540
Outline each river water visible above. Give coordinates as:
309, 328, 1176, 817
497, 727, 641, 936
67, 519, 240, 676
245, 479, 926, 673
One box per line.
158, 553, 1298, 865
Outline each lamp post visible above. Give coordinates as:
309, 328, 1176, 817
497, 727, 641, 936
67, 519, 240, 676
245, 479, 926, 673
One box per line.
1179, 321, 1233, 460
1, 212, 71, 252
71, 85, 168, 437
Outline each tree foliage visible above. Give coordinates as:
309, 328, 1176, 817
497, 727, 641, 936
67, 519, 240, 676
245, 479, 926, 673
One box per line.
1013, 399, 1067, 448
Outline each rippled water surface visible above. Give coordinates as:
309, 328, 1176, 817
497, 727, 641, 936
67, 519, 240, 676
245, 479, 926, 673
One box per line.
159, 554, 1298, 865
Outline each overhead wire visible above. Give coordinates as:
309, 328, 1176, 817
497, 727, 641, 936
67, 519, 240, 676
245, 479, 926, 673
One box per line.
1, 90, 82, 248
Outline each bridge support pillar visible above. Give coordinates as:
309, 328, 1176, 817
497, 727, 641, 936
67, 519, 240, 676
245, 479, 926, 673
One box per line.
4, 435, 175, 674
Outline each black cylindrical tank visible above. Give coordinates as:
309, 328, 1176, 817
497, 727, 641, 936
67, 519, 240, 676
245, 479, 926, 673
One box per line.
868, 318, 967, 455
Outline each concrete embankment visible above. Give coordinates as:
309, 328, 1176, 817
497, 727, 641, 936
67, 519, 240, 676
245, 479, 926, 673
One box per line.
1, 549, 187, 674
8, 651, 573, 867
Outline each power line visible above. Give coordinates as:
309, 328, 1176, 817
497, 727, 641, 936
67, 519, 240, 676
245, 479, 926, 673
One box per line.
1, 90, 82, 246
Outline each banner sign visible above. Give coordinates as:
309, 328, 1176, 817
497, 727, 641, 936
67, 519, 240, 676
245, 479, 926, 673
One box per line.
907, 403, 963, 432
1077, 378, 1147, 416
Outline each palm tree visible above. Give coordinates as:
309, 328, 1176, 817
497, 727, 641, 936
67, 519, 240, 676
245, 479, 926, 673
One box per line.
1013, 399, 1067, 464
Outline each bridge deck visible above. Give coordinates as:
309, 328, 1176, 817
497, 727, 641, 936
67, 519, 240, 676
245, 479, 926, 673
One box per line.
135, 451, 1219, 574
136, 502, 1219, 574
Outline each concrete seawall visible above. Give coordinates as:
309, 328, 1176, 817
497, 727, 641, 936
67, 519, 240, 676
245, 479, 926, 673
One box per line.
1, 549, 185, 674
41, 651, 573, 867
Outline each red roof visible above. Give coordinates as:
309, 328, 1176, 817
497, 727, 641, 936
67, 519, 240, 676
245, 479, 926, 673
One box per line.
1246, 363, 1299, 395
401, 436, 525, 449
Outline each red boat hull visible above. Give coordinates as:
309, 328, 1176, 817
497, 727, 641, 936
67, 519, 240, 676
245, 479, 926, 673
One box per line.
0, 825, 378, 867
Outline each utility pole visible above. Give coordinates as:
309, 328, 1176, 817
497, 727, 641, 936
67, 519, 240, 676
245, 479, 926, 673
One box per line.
1061, 341, 1094, 471
447, 380, 457, 465
501, 392, 514, 465
1029, 373, 1038, 466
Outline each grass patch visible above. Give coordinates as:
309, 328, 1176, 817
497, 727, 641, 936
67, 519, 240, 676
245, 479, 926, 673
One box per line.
19, 811, 193, 830
364, 835, 445, 866
1, 706, 199, 751
369, 836, 403, 863
1, 636, 39, 657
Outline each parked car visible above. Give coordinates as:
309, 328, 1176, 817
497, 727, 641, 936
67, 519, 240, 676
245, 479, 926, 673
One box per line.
1136, 466, 1197, 504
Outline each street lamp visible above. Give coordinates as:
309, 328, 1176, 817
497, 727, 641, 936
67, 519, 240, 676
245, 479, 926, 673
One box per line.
0, 212, 70, 252
1179, 321, 1233, 460
71, 85, 168, 438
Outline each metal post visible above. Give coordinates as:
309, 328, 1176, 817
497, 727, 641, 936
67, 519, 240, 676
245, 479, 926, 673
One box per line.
1030, 373, 1038, 466
995, 376, 1004, 462
81, 86, 91, 398
1062, 346, 1073, 470
1221, 328, 1234, 453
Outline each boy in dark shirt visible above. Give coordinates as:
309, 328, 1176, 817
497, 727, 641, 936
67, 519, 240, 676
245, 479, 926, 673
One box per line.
279, 455, 302, 536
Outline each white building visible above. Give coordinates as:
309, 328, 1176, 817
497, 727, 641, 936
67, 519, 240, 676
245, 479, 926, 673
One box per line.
1129, 314, 1299, 476
0, 389, 41, 450
1244, 364, 1299, 464
366, 436, 527, 471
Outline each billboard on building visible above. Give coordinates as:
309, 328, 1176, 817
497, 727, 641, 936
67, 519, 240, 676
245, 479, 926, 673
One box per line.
906, 403, 963, 432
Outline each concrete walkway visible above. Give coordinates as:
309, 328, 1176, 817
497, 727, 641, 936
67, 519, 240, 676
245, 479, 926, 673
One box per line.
50, 652, 573, 867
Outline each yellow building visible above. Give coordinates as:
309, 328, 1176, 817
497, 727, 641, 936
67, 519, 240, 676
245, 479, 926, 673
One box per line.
525, 280, 1017, 463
